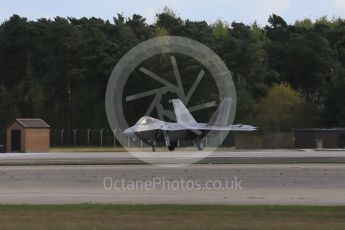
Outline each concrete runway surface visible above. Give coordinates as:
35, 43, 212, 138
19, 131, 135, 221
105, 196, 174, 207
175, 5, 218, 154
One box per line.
0, 164, 345, 205
0, 150, 345, 165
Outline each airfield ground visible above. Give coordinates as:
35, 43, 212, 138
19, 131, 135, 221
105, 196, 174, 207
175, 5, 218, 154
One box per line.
0, 163, 345, 205
1, 149, 345, 229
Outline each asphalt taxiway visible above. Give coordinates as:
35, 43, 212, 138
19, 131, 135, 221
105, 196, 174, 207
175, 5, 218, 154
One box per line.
0, 163, 345, 205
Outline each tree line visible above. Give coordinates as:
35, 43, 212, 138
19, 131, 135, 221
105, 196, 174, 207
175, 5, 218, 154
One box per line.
1, 9, 345, 136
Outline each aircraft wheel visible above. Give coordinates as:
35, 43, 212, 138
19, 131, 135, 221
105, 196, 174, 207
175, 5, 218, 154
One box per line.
168, 146, 175, 151
197, 142, 204, 151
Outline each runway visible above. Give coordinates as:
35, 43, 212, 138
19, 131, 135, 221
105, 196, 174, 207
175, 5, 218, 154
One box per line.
1, 164, 345, 205
0, 149, 345, 165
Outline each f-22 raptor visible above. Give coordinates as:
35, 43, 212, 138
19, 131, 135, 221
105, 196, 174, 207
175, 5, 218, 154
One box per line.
124, 98, 256, 151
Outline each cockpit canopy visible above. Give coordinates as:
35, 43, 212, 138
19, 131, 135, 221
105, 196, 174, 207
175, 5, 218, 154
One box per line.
135, 116, 156, 125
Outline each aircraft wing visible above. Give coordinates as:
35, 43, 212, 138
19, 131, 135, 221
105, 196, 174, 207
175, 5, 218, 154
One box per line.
124, 122, 255, 135
155, 123, 257, 131
159, 123, 194, 131
204, 125, 257, 131
177, 123, 257, 131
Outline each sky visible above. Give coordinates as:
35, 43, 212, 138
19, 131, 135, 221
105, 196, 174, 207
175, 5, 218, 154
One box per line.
1, 0, 345, 26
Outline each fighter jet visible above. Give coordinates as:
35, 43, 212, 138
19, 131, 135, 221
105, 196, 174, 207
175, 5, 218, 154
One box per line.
123, 98, 256, 151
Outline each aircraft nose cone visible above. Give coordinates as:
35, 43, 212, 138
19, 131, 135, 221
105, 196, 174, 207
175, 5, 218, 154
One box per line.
123, 128, 135, 137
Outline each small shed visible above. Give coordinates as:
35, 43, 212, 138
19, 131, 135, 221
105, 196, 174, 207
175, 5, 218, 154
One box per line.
6, 118, 50, 152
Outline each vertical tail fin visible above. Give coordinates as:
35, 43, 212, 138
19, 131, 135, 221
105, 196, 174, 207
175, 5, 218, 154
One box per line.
207, 98, 232, 126
172, 99, 197, 124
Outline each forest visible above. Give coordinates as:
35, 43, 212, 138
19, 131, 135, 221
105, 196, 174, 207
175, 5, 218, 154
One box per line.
1, 9, 345, 136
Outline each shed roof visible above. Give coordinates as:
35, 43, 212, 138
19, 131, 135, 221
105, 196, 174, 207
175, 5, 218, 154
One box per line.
15, 118, 50, 128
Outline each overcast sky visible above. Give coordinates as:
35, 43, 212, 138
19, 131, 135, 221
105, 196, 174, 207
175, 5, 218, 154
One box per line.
1, 0, 345, 26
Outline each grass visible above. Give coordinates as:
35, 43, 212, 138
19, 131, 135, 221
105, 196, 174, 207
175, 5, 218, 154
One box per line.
0, 204, 345, 229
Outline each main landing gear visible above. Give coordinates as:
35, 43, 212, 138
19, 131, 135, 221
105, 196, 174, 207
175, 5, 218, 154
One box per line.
168, 141, 177, 151
193, 138, 204, 151
152, 142, 156, 152
196, 142, 204, 151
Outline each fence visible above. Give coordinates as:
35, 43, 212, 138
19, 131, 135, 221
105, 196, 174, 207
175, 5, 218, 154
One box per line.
235, 132, 294, 149
50, 129, 235, 148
